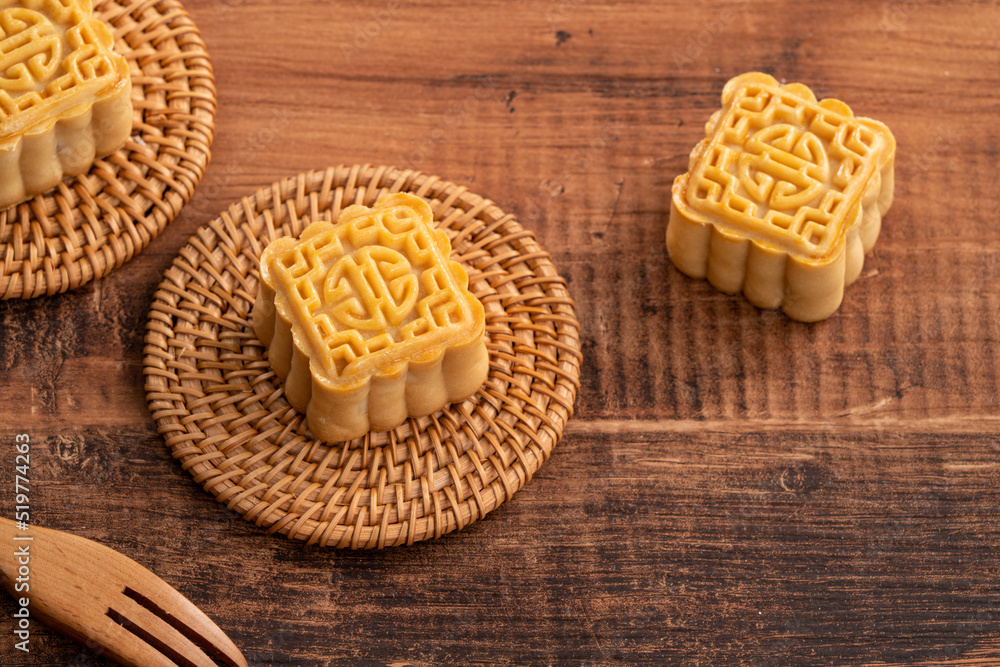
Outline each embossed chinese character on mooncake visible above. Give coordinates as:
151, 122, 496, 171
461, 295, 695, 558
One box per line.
667, 72, 895, 322
253, 193, 489, 443
0, 0, 132, 209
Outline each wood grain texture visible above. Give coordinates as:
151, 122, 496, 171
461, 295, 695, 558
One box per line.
1, 0, 999, 664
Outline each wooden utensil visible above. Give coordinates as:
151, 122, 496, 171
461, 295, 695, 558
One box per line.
0, 518, 247, 667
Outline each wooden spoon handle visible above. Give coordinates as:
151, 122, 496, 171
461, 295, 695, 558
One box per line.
0, 517, 23, 589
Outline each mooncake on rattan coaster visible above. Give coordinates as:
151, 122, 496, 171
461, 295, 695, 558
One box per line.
253, 193, 490, 443
0, 0, 214, 299
0, 0, 133, 209
142, 165, 582, 548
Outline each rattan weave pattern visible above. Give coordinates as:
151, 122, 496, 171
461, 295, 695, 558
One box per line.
0, 0, 215, 299
143, 166, 582, 547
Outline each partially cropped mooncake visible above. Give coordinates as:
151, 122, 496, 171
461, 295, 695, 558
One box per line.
667, 72, 895, 322
0, 0, 132, 209
253, 193, 489, 443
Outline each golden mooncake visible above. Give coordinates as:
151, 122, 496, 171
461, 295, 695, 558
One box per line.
667, 72, 896, 322
0, 0, 132, 209
253, 192, 489, 443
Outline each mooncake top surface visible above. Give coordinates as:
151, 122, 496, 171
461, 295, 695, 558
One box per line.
260, 193, 485, 389
681, 72, 894, 259
0, 0, 128, 140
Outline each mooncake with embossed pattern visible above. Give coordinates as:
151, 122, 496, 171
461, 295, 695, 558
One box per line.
253, 193, 489, 443
667, 72, 895, 322
0, 0, 132, 209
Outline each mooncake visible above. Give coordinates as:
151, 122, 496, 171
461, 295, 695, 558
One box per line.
0, 0, 133, 209
253, 193, 489, 443
667, 72, 895, 322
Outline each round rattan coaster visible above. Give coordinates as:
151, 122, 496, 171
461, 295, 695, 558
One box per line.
0, 0, 214, 299
143, 165, 582, 548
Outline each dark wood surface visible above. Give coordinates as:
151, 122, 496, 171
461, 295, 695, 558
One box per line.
3, 0, 1000, 664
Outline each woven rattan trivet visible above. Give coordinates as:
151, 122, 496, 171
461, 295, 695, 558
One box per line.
143, 165, 582, 548
0, 0, 214, 299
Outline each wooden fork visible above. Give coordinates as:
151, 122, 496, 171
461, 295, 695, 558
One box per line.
0, 517, 248, 667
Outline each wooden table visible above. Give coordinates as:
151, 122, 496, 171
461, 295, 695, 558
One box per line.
3, 0, 999, 664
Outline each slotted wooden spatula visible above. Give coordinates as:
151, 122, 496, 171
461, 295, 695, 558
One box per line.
0, 517, 247, 667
